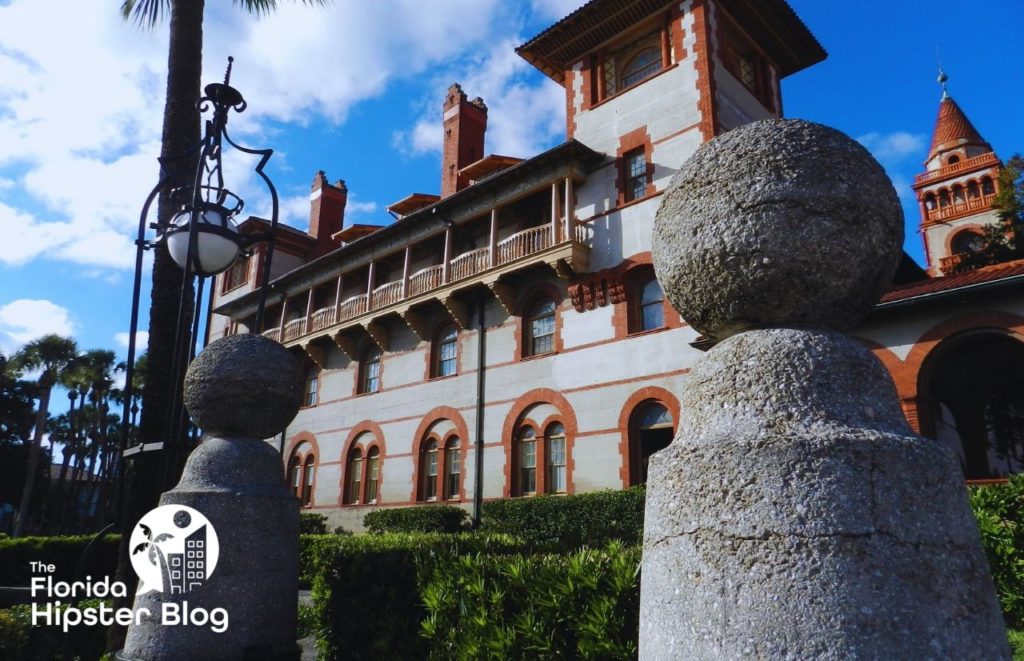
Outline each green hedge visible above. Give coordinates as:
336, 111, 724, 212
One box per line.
480, 487, 645, 549
421, 542, 640, 660
308, 532, 526, 660
363, 505, 469, 534
0, 600, 108, 661
0, 535, 120, 586
970, 476, 1024, 628
299, 512, 329, 535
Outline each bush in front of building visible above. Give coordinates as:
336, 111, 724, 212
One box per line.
0, 535, 120, 586
307, 532, 525, 660
363, 505, 469, 534
0, 600, 108, 661
479, 487, 646, 549
299, 511, 329, 535
421, 541, 641, 659
970, 475, 1024, 628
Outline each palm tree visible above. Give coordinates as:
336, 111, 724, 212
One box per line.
110, 0, 326, 648
9, 334, 78, 537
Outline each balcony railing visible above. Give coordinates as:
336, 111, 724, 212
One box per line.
371, 281, 403, 309
926, 194, 994, 223
450, 247, 489, 282
914, 153, 1000, 185
283, 318, 307, 342
310, 305, 337, 331
939, 253, 967, 275
496, 225, 551, 266
260, 222, 585, 343
339, 294, 368, 320
408, 265, 443, 297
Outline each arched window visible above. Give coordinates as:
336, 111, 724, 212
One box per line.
951, 230, 985, 255
546, 423, 567, 493
433, 325, 458, 378
938, 190, 951, 208
629, 402, 674, 486
445, 437, 461, 499
526, 298, 556, 357
621, 47, 662, 88
423, 440, 439, 501
518, 427, 537, 495
301, 455, 315, 506
947, 155, 960, 165
365, 446, 380, 504
924, 193, 937, 210
982, 177, 996, 196
639, 278, 665, 332
968, 181, 981, 199
952, 184, 965, 205
360, 346, 381, 394
344, 448, 363, 505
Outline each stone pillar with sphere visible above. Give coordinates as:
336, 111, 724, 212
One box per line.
121, 334, 303, 661
639, 119, 1008, 659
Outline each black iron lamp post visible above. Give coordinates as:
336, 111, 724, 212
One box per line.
116, 58, 280, 520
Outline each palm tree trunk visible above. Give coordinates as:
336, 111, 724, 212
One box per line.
14, 384, 51, 537
109, 0, 205, 651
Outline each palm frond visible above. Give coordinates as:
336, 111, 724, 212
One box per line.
121, 0, 169, 29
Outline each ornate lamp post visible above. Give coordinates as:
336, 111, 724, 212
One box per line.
117, 58, 280, 518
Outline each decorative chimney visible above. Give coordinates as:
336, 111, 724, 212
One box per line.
441, 83, 487, 198
309, 171, 347, 255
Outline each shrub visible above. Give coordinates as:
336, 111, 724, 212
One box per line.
363, 505, 469, 534
299, 512, 329, 535
308, 532, 525, 660
0, 535, 120, 586
421, 542, 641, 660
970, 476, 1024, 628
0, 599, 108, 661
479, 487, 645, 549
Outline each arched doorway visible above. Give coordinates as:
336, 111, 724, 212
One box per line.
629, 402, 675, 486
920, 332, 1024, 480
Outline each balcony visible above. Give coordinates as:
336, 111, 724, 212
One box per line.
266, 223, 588, 348
924, 194, 995, 224
914, 153, 1000, 186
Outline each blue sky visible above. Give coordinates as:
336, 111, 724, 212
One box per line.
0, 0, 1022, 399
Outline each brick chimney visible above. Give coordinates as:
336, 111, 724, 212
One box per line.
441, 83, 487, 198
309, 170, 347, 240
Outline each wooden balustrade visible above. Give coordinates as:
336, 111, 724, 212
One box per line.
283, 318, 307, 342
408, 265, 443, 297
310, 306, 337, 331
371, 281, 403, 309
939, 253, 967, 275
449, 247, 489, 281
266, 218, 586, 344
914, 153, 1000, 185
927, 194, 994, 222
339, 294, 368, 321
496, 225, 552, 266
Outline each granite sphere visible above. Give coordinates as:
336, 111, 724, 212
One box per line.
183, 333, 303, 438
653, 119, 903, 339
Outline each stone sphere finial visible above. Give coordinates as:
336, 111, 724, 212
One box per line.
184, 333, 303, 438
653, 119, 903, 340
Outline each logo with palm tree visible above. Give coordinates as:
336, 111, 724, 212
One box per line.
129, 505, 220, 595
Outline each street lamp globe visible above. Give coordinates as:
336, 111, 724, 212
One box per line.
166, 202, 242, 276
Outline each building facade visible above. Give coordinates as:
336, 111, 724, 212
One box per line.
209, 0, 1023, 530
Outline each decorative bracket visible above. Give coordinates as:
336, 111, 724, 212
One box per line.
443, 295, 470, 330
362, 321, 389, 351
487, 281, 516, 317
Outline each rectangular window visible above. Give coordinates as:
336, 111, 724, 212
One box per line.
367, 456, 379, 503
624, 149, 647, 202
364, 360, 380, 394
426, 452, 439, 500
548, 437, 566, 493
446, 448, 461, 499
531, 316, 555, 355
222, 257, 250, 293
438, 340, 457, 377
520, 441, 537, 495
304, 375, 318, 407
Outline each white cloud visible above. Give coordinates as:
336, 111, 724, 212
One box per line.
857, 131, 927, 165
0, 299, 75, 355
529, 0, 585, 21
115, 330, 149, 351
394, 37, 566, 159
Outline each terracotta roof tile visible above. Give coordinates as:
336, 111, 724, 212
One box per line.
880, 259, 1024, 304
927, 96, 989, 162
